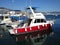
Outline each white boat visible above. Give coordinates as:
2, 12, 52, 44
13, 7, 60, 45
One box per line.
8, 6, 53, 39
0, 13, 25, 27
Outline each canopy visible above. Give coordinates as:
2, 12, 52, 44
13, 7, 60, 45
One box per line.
9, 16, 28, 21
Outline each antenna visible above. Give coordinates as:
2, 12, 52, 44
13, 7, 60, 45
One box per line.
29, 6, 35, 15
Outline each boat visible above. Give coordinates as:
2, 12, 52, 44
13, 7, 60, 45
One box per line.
0, 13, 25, 28
8, 6, 53, 41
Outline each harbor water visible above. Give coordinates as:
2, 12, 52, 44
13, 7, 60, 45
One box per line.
0, 15, 60, 45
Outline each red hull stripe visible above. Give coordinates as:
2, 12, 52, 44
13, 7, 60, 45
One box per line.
26, 27, 30, 32
31, 26, 38, 31
17, 28, 25, 33
14, 24, 51, 33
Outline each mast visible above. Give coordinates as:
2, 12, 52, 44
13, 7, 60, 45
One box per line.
29, 6, 35, 15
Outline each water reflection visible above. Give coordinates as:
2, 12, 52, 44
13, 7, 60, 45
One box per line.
12, 28, 53, 45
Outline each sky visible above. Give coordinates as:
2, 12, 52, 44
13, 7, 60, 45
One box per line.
0, 0, 60, 12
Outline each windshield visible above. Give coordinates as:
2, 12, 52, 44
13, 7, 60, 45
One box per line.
16, 19, 32, 27
34, 19, 46, 23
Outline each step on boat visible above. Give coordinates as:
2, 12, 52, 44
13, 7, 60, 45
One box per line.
8, 6, 54, 41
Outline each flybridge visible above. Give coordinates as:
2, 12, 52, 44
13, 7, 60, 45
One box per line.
27, 6, 46, 19
32, 13, 46, 19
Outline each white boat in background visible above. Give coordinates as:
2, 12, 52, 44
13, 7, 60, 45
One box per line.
0, 13, 26, 28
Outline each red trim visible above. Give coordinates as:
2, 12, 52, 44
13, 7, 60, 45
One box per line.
39, 25, 44, 30
17, 28, 25, 33
26, 27, 30, 32
31, 26, 38, 31
47, 24, 51, 29
13, 24, 51, 33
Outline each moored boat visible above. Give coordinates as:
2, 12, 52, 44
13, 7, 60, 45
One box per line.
8, 6, 54, 41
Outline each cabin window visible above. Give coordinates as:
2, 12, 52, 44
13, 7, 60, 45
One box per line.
6, 25, 13, 29
34, 19, 46, 23
5, 16, 8, 18
17, 22, 24, 27
41, 19, 46, 22
34, 19, 40, 23
0, 16, 8, 20
28, 19, 32, 26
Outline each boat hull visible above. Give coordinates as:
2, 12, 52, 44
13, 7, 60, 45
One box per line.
10, 27, 53, 41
